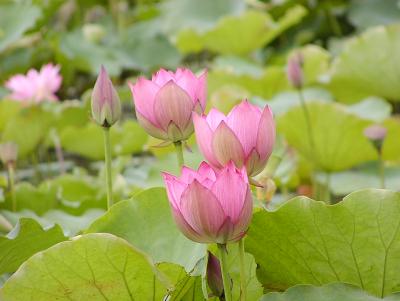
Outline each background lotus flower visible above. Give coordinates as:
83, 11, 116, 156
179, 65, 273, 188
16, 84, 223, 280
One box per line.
0, 142, 18, 167
286, 52, 304, 89
129, 68, 207, 142
193, 100, 275, 177
163, 161, 252, 244
5, 64, 62, 104
91, 66, 121, 127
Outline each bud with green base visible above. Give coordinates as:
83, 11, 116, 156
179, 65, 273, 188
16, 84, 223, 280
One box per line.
91, 65, 121, 210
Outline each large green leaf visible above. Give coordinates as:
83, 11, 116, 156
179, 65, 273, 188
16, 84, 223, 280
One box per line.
1, 105, 54, 158
2, 208, 104, 237
0, 100, 21, 131
246, 189, 400, 297
0, 233, 170, 300
261, 283, 400, 301
176, 6, 307, 55
277, 102, 376, 171
329, 25, 400, 103
0, 218, 66, 275
60, 121, 148, 160
0, 3, 41, 52
86, 187, 206, 271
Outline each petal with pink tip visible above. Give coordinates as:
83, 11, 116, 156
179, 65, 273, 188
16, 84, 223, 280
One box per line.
180, 180, 226, 239
136, 111, 168, 140
174, 68, 198, 103
162, 172, 187, 210
231, 188, 253, 242
129, 79, 160, 126
211, 162, 249, 222
212, 121, 245, 168
226, 101, 262, 156
154, 81, 194, 132
206, 108, 226, 131
193, 113, 221, 168
152, 68, 175, 86
256, 105, 275, 159
171, 207, 208, 243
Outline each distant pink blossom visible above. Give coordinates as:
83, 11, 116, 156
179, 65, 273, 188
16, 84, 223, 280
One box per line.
5, 64, 62, 104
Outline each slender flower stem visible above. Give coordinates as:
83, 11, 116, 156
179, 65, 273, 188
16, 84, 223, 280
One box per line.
8, 164, 16, 212
174, 141, 184, 168
324, 172, 331, 204
217, 244, 232, 301
378, 152, 385, 189
52, 130, 65, 174
238, 239, 247, 301
103, 127, 113, 210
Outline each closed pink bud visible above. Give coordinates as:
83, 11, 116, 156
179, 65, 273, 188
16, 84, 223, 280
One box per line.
206, 251, 223, 297
162, 161, 253, 244
193, 100, 275, 177
287, 52, 304, 89
91, 66, 121, 127
0, 142, 18, 167
364, 124, 387, 152
129, 68, 207, 142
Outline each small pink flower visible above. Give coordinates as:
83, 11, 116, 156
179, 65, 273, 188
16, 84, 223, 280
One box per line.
129, 68, 207, 142
193, 100, 275, 177
5, 64, 62, 104
162, 161, 253, 244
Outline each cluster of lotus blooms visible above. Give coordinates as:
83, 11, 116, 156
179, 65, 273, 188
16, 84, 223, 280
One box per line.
4, 63, 276, 298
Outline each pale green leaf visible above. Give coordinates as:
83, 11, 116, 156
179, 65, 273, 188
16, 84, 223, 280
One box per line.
246, 189, 400, 297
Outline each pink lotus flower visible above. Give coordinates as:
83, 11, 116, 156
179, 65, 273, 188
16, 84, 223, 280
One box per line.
163, 161, 253, 244
5, 64, 62, 104
129, 68, 207, 142
193, 100, 275, 177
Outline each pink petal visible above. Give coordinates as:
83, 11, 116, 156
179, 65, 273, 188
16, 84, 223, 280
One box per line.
180, 162, 216, 187
226, 100, 262, 156
256, 105, 275, 159
180, 180, 226, 240
216, 217, 235, 244
40, 64, 62, 92
231, 188, 253, 242
211, 162, 249, 222
152, 68, 175, 86
154, 81, 194, 132
193, 113, 222, 168
162, 172, 187, 210
206, 108, 226, 131
212, 121, 245, 168
136, 111, 168, 140
171, 207, 208, 243
129, 79, 160, 126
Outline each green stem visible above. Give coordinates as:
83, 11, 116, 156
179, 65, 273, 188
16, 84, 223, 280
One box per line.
174, 141, 184, 169
324, 172, 331, 204
238, 239, 246, 301
8, 164, 16, 212
217, 244, 232, 301
378, 152, 385, 189
298, 89, 315, 154
103, 127, 113, 210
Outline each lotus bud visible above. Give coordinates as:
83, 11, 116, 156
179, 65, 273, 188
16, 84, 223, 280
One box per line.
163, 161, 253, 244
363, 124, 387, 153
193, 100, 275, 177
206, 251, 223, 297
287, 52, 304, 89
91, 66, 121, 127
0, 142, 18, 168
129, 68, 207, 143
